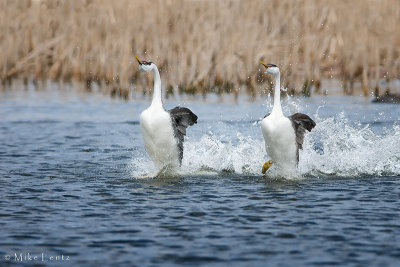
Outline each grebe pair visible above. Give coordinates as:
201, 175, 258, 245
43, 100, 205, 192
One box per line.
135, 56, 315, 175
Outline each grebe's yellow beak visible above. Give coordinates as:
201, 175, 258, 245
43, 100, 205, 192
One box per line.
259, 60, 269, 69
136, 55, 143, 65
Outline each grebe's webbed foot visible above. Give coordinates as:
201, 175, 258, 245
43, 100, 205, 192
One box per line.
262, 160, 273, 174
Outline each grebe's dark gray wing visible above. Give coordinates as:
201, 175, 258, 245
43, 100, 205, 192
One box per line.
289, 113, 316, 162
169, 106, 198, 165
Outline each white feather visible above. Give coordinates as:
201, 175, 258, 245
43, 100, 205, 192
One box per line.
140, 105, 179, 169
261, 113, 297, 169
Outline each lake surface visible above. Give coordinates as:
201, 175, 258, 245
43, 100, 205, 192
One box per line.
1, 88, 399, 266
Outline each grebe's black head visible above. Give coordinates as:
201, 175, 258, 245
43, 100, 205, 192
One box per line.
136, 55, 155, 72
259, 61, 279, 75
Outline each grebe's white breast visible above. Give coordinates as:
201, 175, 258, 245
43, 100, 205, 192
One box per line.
139, 105, 180, 169
261, 113, 297, 168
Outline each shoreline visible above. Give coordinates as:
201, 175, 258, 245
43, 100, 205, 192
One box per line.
2, 78, 399, 104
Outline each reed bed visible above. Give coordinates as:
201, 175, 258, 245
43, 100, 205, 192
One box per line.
1, 0, 399, 99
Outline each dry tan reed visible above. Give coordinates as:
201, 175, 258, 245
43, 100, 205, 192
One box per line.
1, 0, 399, 98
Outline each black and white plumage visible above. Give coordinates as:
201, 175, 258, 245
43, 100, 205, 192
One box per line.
263, 112, 316, 164
136, 56, 197, 170
260, 62, 316, 173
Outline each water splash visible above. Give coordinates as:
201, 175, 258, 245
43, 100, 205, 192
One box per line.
128, 110, 400, 179
300, 113, 400, 177
181, 132, 267, 175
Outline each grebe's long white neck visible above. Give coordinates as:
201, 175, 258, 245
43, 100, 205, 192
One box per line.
271, 71, 283, 116
151, 65, 162, 107
136, 56, 163, 108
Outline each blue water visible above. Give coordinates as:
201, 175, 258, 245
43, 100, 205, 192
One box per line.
0, 89, 399, 266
